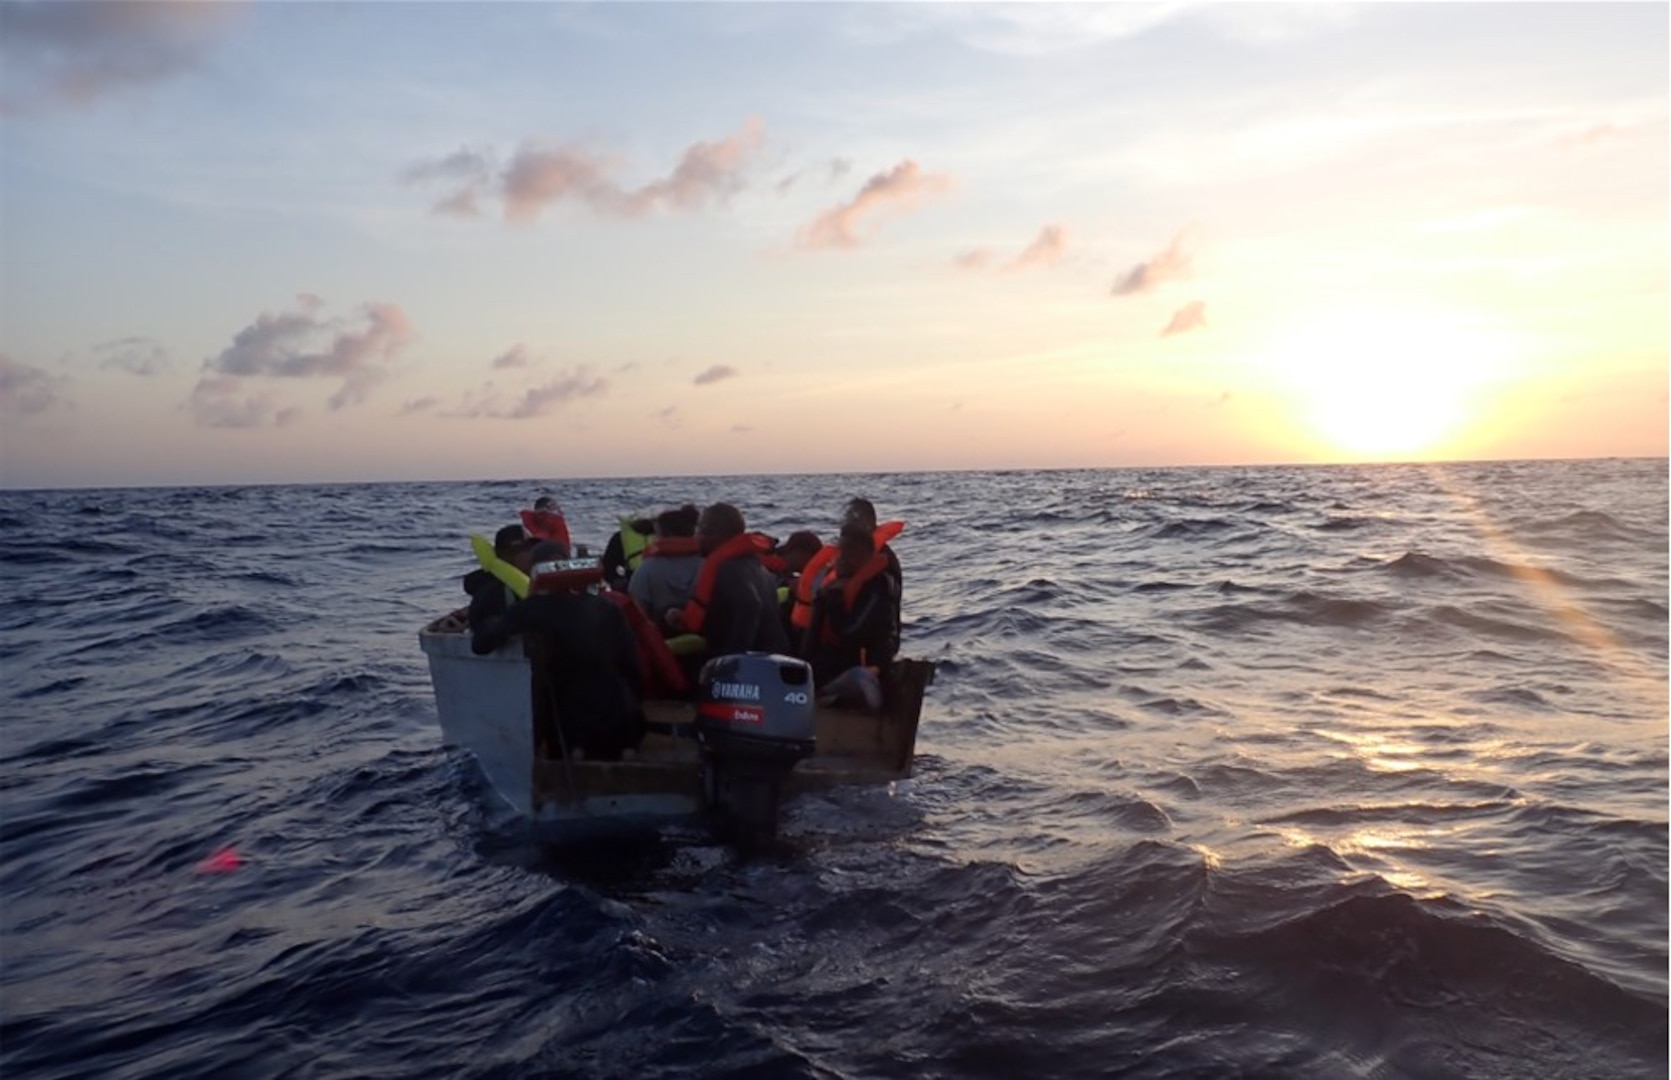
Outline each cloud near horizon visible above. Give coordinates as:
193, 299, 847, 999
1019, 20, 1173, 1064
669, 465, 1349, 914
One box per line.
441, 366, 609, 420
405, 119, 767, 224
0, 0, 242, 115
693, 364, 739, 386
796, 160, 951, 250
0, 353, 72, 417
190, 298, 413, 427
1161, 300, 1208, 337
1112, 229, 1194, 296
188, 374, 302, 429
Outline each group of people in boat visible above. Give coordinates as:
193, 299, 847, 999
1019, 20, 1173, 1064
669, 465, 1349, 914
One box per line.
459, 494, 904, 759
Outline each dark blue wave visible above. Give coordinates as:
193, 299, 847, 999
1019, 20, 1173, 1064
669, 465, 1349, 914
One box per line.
0, 459, 1665, 1080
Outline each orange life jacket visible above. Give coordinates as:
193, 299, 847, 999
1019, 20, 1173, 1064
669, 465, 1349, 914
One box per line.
519, 508, 571, 549
678, 532, 772, 635
599, 590, 689, 697
817, 552, 892, 646
643, 535, 701, 558
789, 520, 904, 630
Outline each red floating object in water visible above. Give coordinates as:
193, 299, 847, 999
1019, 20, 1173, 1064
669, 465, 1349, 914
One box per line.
196, 846, 242, 874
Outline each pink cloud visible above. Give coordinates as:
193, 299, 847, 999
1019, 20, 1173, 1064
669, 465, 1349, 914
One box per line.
796, 160, 951, 250
413, 119, 768, 224
1161, 300, 1208, 337
623, 117, 765, 214
693, 364, 739, 386
1006, 224, 1067, 272
1113, 230, 1194, 296
954, 248, 993, 270
501, 144, 620, 223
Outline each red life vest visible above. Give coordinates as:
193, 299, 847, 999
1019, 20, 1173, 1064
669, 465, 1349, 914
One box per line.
599, 591, 689, 697
790, 521, 904, 631
519, 509, 571, 549
678, 532, 772, 635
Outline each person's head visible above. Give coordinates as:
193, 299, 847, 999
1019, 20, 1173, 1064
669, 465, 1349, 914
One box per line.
494, 523, 532, 559
534, 495, 560, 513
836, 522, 875, 576
528, 540, 569, 566
842, 497, 878, 532
655, 503, 700, 539
697, 502, 746, 555
779, 530, 822, 574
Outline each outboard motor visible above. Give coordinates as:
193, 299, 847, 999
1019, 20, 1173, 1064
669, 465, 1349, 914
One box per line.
695, 653, 816, 843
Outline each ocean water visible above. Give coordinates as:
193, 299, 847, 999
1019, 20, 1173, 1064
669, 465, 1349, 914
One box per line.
1, 458, 1665, 1080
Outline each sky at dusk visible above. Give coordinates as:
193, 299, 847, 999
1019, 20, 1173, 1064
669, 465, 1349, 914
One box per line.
1, 1, 1665, 489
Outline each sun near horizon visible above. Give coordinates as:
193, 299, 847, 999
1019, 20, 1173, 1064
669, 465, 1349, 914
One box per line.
0, 3, 1664, 491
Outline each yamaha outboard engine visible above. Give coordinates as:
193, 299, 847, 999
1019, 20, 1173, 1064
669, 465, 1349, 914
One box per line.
695, 653, 816, 843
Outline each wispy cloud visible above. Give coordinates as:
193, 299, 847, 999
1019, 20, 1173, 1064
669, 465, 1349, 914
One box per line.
1008, 225, 1068, 272
1113, 229, 1194, 296
406, 119, 767, 225
190, 298, 413, 426
775, 156, 852, 195
0, 353, 71, 417
0, 0, 242, 115
1161, 300, 1208, 337
693, 364, 739, 387
398, 396, 439, 416
491, 344, 533, 369
442, 367, 609, 420
796, 160, 951, 251
655, 405, 682, 429
94, 336, 170, 375
958, 225, 1068, 273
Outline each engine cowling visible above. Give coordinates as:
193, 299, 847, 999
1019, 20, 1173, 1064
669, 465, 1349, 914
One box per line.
695, 653, 816, 842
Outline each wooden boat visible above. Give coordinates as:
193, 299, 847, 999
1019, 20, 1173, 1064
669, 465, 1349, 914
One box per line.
419, 609, 935, 838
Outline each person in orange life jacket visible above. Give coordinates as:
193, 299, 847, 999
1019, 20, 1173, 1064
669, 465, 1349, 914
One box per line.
842, 496, 902, 656
519, 494, 571, 551
629, 504, 703, 629
801, 524, 896, 711
765, 529, 823, 634
667, 502, 792, 656
463, 524, 539, 633
471, 541, 646, 759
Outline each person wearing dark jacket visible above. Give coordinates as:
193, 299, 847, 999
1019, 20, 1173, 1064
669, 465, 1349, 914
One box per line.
843, 497, 902, 629
802, 522, 897, 690
471, 577, 646, 760
671, 502, 792, 658
464, 524, 537, 633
